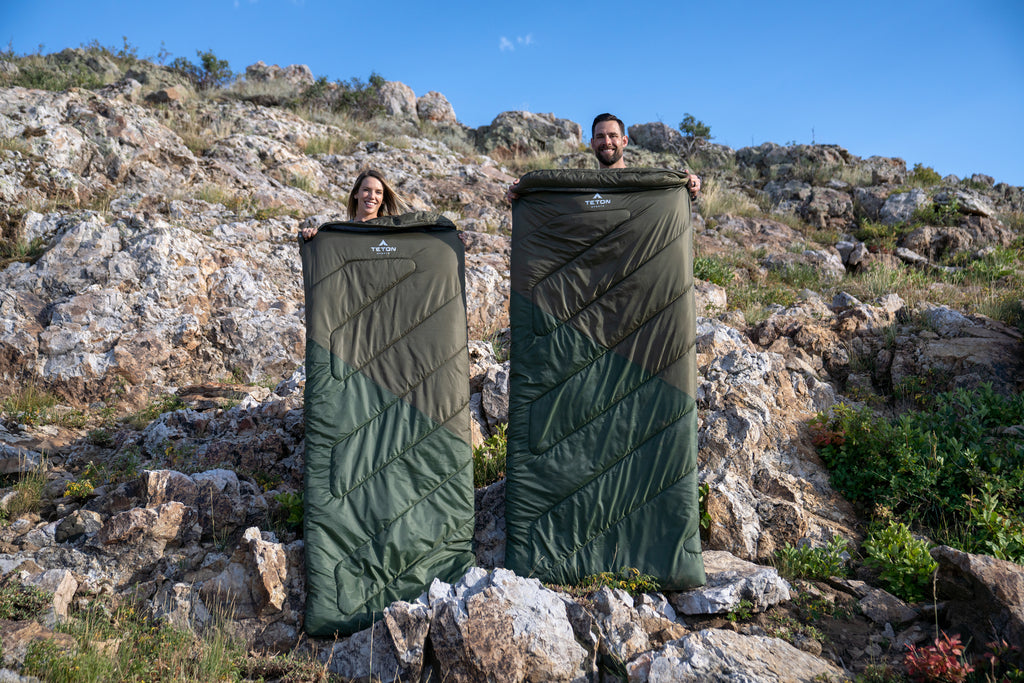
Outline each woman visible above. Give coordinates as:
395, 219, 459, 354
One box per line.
301, 169, 406, 239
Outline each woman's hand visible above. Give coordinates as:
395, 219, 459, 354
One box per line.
301, 225, 319, 240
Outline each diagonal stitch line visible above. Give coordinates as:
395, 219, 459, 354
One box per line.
333, 394, 469, 499
528, 211, 634, 290
538, 424, 700, 577
351, 511, 476, 612
329, 344, 466, 449
528, 337, 695, 456
315, 258, 416, 328
525, 285, 695, 455
334, 455, 473, 571
333, 292, 462, 383
528, 397, 697, 533
529, 205, 671, 295
524, 280, 693, 412
533, 230, 684, 335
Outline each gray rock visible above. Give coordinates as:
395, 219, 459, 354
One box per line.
55, 510, 103, 543
880, 189, 929, 225
932, 545, 1024, 648
416, 91, 456, 123
477, 110, 582, 157
627, 628, 845, 682
671, 551, 790, 615
627, 122, 684, 153
429, 568, 593, 682
378, 80, 418, 119
858, 587, 919, 625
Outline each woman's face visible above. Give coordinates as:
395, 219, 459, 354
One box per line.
355, 176, 385, 220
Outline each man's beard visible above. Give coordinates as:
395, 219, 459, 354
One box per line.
594, 146, 622, 167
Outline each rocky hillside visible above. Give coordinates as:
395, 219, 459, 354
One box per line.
0, 48, 1022, 682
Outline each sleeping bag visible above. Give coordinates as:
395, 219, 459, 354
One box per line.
300, 212, 474, 636
506, 169, 705, 590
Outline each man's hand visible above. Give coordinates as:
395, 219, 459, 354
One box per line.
687, 173, 701, 200
505, 178, 520, 203
301, 225, 319, 240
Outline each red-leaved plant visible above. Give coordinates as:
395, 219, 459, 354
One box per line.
904, 632, 974, 683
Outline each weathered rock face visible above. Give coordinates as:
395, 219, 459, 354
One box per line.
627, 122, 684, 153
628, 628, 845, 683
378, 80, 418, 119
429, 568, 594, 682
478, 111, 582, 158
416, 90, 457, 123
244, 61, 314, 87
932, 545, 1024, 649
696, 316, 857, 562
0, 86, 514, 403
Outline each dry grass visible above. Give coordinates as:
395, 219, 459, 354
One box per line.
697, 177, 760, 219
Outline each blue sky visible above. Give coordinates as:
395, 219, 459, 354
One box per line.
4, 0, 1023, 186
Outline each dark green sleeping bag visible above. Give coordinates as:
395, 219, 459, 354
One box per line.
300, 212, 474, 636
506, 169, 706, 590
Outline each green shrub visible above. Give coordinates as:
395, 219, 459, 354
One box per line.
862, 520, 937, 603
908, 162, 943, 187
574, 567, 660, 597
811, 386, 1024, 553
0, 579, 51, 620
774, 536, 850, 580
911, 197, 961, 227
275, 491, 303, 530
473, 422, 507, 487
679, 113, 712, 142
963, 484, 1024, 563
694, 255, 734, 286
169, 48, 233, 90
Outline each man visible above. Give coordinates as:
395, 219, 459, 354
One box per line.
507, 112, 701, 200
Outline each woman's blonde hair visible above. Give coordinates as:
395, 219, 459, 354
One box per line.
347, 169, 405, 220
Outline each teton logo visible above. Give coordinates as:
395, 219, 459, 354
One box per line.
370, 239, 397, 254
584, 192, 611, 207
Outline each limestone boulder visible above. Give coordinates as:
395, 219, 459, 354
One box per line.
416, 91, 456, 123
477, 111, 582, 158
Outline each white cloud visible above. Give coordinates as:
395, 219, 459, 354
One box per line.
501, 34, 535, 52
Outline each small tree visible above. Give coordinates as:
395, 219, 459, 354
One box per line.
679, 113, 712, 155
170, 48, 233, 91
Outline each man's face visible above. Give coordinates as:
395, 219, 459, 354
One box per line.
591, 120, 627, 168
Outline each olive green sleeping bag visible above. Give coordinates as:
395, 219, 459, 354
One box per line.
300, 212, 474, 636
506, 169, 706, 590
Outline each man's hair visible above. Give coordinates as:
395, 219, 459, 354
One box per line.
591, 113, 625, 136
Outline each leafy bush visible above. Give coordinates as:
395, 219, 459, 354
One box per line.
299, 71, 386, 119
473, 422, 507, 487
862, 520, 937, 603
64, 479, 95, 499
0, 579, 51, 620
679, 113, 712, 142
694, 255, 734, 286
963, 484, 1024, 563
574, 567, 660, 596
811, 386, 1024, 559
912, 198, 961, 228
774, 536, 850, 580
903, 632, 973, 682
908, 163, 943, 187
275, 492, 303, 529
169, 48, 233, 90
